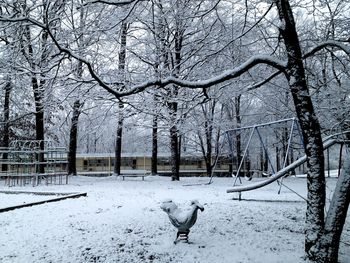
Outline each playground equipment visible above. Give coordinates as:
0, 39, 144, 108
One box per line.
197, 118, 303, 186
226, 118, 303, 182
223, 117, 349, 200
226, 133, 348, 195
0, 140, 68, 186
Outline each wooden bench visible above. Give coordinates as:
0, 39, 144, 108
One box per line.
120, 170, 149, 181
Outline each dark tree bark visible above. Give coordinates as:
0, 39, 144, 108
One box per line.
224, 96, 242, 174
36, 6, 51, 174
114, 22, 128, 175
67, 100, 82, 175
151, 113, 158, 175
202, 102, 214, 177
169, 99, 180, 181
275, 145, 280, 172
169, 131, 180, 180
31, 77, 45, 173
259, 146, 268, 174
205, 118, 213, 177
197, 100, 222, 178
169, 21, 183, 181
314, 155, 350, 262
198, 115, 213, 177
1, 80, 11, 172
114, 104, 124, 175
23, 17, 47, 173
67, 4, 85, 176
234, 95, 242, 171
275, 0, 326, 260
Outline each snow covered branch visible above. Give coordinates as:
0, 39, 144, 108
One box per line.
0, 14, 122, 97
83, 0, 139, 5
121, 55, 287, 96
0, 14, 287, 98
247, 40, 350, 91
0, 16, 46, 29
304, 40, 350, 58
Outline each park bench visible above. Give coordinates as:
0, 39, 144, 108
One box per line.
120, 170, 149, 181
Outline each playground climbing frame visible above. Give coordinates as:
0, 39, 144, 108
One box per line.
0, 140, 68, 186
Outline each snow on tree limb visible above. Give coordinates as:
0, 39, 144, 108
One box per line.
304, 40, 350, 58
124, 55, 287, 93
0, 14, 287, 98
83, 0, 139, 5
0, 16, 46, 29
247, 41, 350, 91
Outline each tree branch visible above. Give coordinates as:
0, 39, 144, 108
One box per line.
83, 0, 139, 6
247, 40, 350, 91
304, 40, 350, 58
0, 15, 287, 98
247, 70, 283, 91
121, 55, 287, 96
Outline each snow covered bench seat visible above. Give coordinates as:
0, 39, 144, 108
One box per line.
120, 170, 149, 181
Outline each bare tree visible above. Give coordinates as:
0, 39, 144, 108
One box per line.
1, 0, 350, 261
3, 1, 65, 172
114, 22, 128, 175
67, 1, 86, 175
194, 98, 222, 177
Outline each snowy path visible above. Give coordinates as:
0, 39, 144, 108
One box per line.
0, 176, 349, 263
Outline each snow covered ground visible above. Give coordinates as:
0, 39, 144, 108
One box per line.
0, 176, 349, 263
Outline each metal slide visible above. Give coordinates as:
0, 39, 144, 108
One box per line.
226, 138, 338, 193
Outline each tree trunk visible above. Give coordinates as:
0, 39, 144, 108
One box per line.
235, 95, 242, 171
32, 77, 45, 174
170, 101, 180, 181
313, 156, 350, 262
67, 3, 85, 176
23, 21, 46, 174
204, 117, 213, 177
36, 13, 50, 174
169, 22, 182, 181
67, 100, 82, 175
275, 145, 280, 172
170, 125, 180, 181
1, 80, 11, 172
205, 154, 212, 178
275, 0, 326, 260
197, 100, 220, 177
151, 114, 158, 175
114, 22, 128, 176
114, 106, 123, 175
